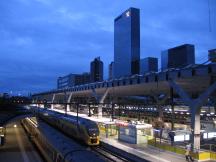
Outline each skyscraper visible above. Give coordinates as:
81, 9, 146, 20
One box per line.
114, 7, 140, 78
90, 57, 103, 82
109, 62, 114, 80
140, 57, 158, 74
161, 44, 195, 70
208, 49, 216, 62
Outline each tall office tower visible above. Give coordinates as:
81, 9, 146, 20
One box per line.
161, 44, 195, 70
114, 7, 140, 78
90, 57, 103, 82
140, 57, 158, 74
208, 49, 216, 62
109, 62, 114, 80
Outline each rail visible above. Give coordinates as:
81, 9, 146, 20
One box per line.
91, 146, 132, 162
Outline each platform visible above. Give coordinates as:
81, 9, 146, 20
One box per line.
101, 136, 186, 162
42, 108, 216, 161
0, 122, 43, 162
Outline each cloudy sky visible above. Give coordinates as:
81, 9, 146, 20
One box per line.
0, 0, 215, 95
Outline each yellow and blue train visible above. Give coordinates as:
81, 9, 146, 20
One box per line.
34, 107, 100, 146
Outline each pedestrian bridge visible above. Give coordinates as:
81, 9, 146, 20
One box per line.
32, 63, 216, 151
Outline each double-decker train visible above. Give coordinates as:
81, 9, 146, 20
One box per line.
21, 117, 103, 162
31, 107, 100, 146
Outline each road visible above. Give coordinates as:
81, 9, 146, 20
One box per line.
0, 121, 43, 162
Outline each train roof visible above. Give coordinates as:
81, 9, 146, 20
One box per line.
40, 108, 97, 126
35, 118, 103, 162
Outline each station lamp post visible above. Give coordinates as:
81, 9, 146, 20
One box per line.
76, 103, 79, 128
64, 91, 67, 116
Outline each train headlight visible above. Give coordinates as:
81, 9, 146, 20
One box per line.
13, 124, 17, 128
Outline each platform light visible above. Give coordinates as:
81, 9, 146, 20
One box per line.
13, 124, 17, 128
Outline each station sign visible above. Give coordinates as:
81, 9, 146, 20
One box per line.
115, 121, 129, 127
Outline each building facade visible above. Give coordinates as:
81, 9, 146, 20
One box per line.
161, 44, 195, 70
140, 57, 158, 74
109, 62, 114, 80
208, 49, 216, 62
90, 57, 103, 82
57, 73, 90, 89
114, 7, 140, 78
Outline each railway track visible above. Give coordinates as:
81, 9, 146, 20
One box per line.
91, 146, 131, 162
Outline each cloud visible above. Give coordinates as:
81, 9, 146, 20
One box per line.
0, 0, 215, 94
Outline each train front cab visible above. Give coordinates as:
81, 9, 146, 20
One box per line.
87, 136, 100, 146
85, 123, 100, 146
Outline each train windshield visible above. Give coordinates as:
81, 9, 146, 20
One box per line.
87, 123, 99, 136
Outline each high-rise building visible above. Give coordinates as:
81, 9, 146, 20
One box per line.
208, 49, 216, 62
114, 7, 140, 78
109, 62, 114, 80
57, 73, 91, 89
90, 57, 103, 82
161, 44, 195, 70
140, 57, 158, 74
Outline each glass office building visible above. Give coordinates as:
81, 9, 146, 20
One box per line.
161, 44, 195, 70
57, 73, 90, 89
140, 57, 158, 74
114, 8, 140, 78
208, 49, 216, 62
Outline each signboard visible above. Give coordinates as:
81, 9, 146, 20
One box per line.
208, 132, 216, 138
174, 135, 185, 142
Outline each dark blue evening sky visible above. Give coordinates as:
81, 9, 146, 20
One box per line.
0, 0, 215, 96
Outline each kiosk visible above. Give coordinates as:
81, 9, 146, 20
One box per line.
117, 121, 153, 144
